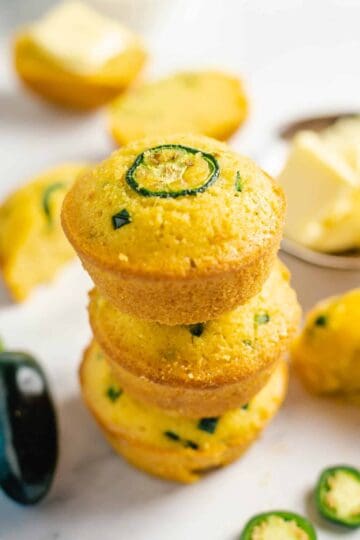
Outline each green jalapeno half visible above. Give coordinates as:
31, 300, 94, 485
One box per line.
125, 144, 219, 198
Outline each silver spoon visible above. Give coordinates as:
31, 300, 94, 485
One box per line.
260, 112, 360, 270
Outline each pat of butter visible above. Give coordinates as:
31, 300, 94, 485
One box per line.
322, 117, 360, 175
29, 1, 133, 74
278, 131, 359, 249
310, 189, 360, 252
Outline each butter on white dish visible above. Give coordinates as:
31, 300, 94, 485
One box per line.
322, 117, 360, 176
278, 120, 360, 253
28, 1, 136, 74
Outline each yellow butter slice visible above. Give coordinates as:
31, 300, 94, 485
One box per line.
29, 1, 134, 74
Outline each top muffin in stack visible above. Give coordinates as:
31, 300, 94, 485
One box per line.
62, 134, 285, 325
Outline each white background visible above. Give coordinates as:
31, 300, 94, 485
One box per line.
0, 1, 359, 539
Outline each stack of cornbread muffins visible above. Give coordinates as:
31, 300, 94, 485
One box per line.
62, 134, 301, 483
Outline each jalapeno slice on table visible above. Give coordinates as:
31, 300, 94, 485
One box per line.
0, 351, 58, 505
125, 144, 219, 198
240, 511, 317, 539
315, 465, 360, 528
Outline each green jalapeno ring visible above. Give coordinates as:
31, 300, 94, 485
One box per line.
240, 510, 317, 539
125, 144, 220, 198
315, 465, 360, 528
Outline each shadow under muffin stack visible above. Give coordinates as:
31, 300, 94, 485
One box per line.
62, 134, 301, 483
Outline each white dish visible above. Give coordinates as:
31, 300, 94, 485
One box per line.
259, 130, 360, 271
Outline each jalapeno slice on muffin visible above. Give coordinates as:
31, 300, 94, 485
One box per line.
126, 144, 219, 198
240, 511, 317, 539
315, 465, 360, 527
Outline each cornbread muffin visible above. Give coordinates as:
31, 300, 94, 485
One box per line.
80, 340, 288, 483
292, 289, 360, 403
13, 2, 146, 109
0, 163, 87, 301
62, 134, 286, 324
89, 260, 300, 417
109, 70, 248, 144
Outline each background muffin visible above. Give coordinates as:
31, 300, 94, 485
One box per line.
80, 340, 289, 483
13, 2, 147, 109
62, 134, 285, 324
109, 70, 248, 144
89, 260, 300, 416
0, 163, 87, 301
292, 288, 360, 403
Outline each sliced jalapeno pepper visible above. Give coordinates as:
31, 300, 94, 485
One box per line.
125, 144, 219, 198
0, 351, 58, 505
240, 511, 317, 539
315, 465, 360, 528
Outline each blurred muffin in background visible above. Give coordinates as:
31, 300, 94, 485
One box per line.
109, 70, 248, 144
13, 1, 147, 109
292, 288, 360, 404
0, 163, 88, 301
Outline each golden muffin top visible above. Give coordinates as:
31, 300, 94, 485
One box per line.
62, 134, 285, 277
80, 340, 288, 450
89, 260, 300, 387
109, 70, 248, 144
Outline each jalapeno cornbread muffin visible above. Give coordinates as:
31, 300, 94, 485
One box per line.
109, 70, 248, 144
0, 163, 88, 301
88, 260, 300, 416
292, 289, 360, 403
80, 340, 288, 483
62, 134, 285, 324
13, 2, 146, 109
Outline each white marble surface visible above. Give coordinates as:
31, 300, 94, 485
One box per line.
0, 1, 359, 539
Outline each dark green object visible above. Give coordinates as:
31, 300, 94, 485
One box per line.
112, 209, 131, 230
315, 465, 360, 528
254, 312, 270, 325
42, 183, 65, 225
106, 386, 122, 402
125, 144, 219, 198
314, 314, 328, 327
240, 511, 317, 539
189, 323, 205, 337
242, 403, 249, 410
235, 171, 243, 192
164, 431, 199, 450
0, 351, 58, 505
197, 417, 219, 434
164, 430, 180, 442
184, 440, 199, 450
